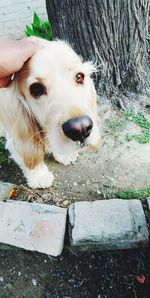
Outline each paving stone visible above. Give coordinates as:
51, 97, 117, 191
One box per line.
68, 199, 149, 250
0, 182, 16, 201
0, 201, 67, 256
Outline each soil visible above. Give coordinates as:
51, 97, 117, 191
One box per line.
0, 100, 150, 297
0, 247, 150, 298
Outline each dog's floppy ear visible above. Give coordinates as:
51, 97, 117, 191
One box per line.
12, 62, 46, 170
13, 106, 46, 169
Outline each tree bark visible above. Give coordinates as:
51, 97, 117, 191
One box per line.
46, 0, 150, 96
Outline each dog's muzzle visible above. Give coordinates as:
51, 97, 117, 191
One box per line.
62, 115, 93, 142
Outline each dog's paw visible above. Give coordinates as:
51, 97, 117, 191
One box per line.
53, 152, 78, 166
26, 164, 54, 189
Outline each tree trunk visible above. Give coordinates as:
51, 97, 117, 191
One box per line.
46, 0, 150, 97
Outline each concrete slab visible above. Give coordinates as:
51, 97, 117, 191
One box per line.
0, 201, 67, 256
147, 198, 150, 209
68, 199, 149, 250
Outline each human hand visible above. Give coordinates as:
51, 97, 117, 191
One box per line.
0, 37, 44, 87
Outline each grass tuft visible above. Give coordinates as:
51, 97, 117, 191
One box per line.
118, 188, 150, 199
124, 111, 150, 144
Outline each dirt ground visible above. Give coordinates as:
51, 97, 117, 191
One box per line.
1, 100, 150, 205
0, 99, 150, 297
0, 247, 149, 298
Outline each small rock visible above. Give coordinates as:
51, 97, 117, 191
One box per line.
18, 271, 21, 277
63, 200, 69, 206
73, 182, 77, 186
41, 194, 50, 202
0, 276, 3, 282
0, 182, 16, 201
4, 283, 12, 290
36, 197, 44, 204
32, 278, 37, 286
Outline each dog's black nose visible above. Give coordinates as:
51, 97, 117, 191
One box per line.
62, 116, 93, 142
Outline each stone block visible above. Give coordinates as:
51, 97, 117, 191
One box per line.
68, 199, 149, 250
0, 201, 67, 256
147, 198, 150, 210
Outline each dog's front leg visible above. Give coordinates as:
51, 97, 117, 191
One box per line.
6, 138, 54, 189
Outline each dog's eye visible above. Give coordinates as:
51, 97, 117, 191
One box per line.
30, 82, 47, 98
76, 73, 85, 85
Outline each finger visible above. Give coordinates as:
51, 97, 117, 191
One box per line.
23, 36, 46, 47
18, 38, 43, 63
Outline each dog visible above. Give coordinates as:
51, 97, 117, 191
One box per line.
0, 40, 100, 188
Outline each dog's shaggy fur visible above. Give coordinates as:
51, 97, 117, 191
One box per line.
0, 40, 100, 188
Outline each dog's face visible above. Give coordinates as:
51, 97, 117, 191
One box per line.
16, 40, 99, 156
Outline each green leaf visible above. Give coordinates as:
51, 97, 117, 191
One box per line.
32, 25, 40, 36
42, 21, 52, 40
25, 25, 34, 36
33, 12, 41, 27
125, 133, 134, 142
42, 21, 50, 30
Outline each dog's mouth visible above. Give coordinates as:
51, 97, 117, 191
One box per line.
80, 139, 86, 147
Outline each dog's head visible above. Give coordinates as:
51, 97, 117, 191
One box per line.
14, 40, 100, 161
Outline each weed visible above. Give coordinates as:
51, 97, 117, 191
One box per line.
124, 111, 150, 129
123, 112, 150, 144
107, 118, 126, 132
89, 185, 150, 200
107, 111, 150, 144
118, 188, 150, 199
0, 137, 11, 165
25, 13, 52, 40
106, 118, 127, 142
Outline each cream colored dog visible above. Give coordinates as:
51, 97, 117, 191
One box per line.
0, 40, 100, 188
